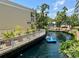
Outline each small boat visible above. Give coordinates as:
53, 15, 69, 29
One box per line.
46, 36, 57, 43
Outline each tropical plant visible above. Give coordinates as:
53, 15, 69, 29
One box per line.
70, 14, 79, 26
55, 11, 63, 27
63, 6, 68, 13
55, 6, 68, 27
26, 27, 32, 34
31, 24, 36, 32
14, 25, 23, 36
36, 3, 50, 29
60, 39, 79, 58
2, 31, 15, 40
62, 6, 68, 23
40, 3, 49, 14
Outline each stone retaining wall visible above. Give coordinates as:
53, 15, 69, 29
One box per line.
0, 29, 46, 57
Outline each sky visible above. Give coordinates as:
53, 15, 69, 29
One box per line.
11, 0, 76, 19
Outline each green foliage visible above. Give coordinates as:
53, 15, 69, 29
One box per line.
2, 31, 15, 40
55, 6, 79, 27
31, 24, 35, 29
26, 24, 36, 34
70, 14, 79, 26
60, 40, 73, 51
60, 32, 79, 58
26, 28, 30, 34
2, 25, 23, 40
55, 6, 68, 27
2, 25, 37, 40
63, 6, 68, 12
35, 3, 50, 29
31, 24, 36, 32
40, 3, 49, 13
60, 39, 79, 57
14, 25, 23, 36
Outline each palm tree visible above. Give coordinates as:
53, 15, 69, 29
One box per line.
62, 6, 68, 25
35, 3, 50, 29
63, 6, 68, 13
40, 3, 49, 13
40, 3, 49, 17
55, 6, 68, 27
57, 11, 60, 16
55, 11, 63, 27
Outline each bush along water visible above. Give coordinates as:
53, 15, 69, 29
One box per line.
60, 32, 79, 58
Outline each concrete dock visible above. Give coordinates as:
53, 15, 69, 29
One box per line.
0, 29, 46, 57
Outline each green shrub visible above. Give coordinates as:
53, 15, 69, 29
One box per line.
60, 40, 79, 57
2, 31, 15, 40
14, 25, 23, 36
31, 24, 36, 32
2, 25, 23, 40
60, 40, 73, 50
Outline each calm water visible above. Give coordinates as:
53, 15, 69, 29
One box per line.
17, 32, 71, 58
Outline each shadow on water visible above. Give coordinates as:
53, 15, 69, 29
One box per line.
17, 32, 71, 58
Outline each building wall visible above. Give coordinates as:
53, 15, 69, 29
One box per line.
75, 1, 78, 13
0, 1, 36, 35
75, 0, 79, 21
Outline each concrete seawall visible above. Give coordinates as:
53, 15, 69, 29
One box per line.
0, 29, 46, 58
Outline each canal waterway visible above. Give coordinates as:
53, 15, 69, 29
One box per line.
17, 31, 72, 58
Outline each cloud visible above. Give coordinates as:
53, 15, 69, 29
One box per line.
48, 8, 74, 19
67, 8, 74, 16
53, 0, 66, 10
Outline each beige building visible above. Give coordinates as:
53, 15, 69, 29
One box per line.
75, 0, 79, 20
0, 0, 36, 34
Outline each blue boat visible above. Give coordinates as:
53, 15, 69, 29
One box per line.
46, 33, 57, 43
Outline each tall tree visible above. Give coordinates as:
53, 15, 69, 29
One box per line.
61, 6, 68, 24
40, 3, 49, 14
36, 3, 50, 29
63, 6, 68, 13
55, 6, 68, 27
70, 14, 79, 26
55, 11, 63, 27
